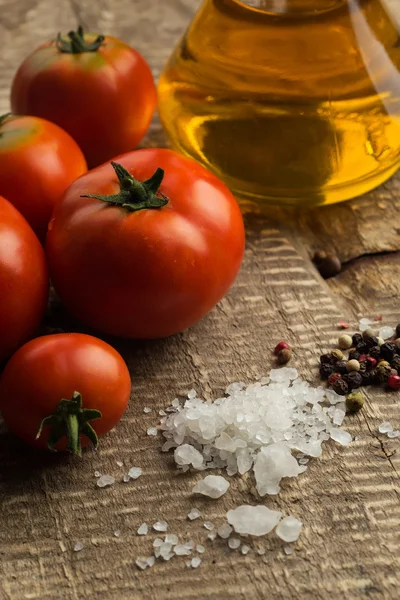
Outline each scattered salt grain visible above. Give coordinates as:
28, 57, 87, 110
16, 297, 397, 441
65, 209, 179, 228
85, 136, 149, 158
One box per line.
128, 467, 142, 480
74, 542, 83, 552
254, 443, 303, 496
174, 544, 191, 556
135, 558, 148, 570
284, 546, 294, 556
217, 524, 233, 539
184, 541, 195, 550
196, 544, 205, 553
188, 389, 197, 399
143, 407, 152, 413
96, 475, 115, 488
299, 458, 309, 465
227, 505, 282, 536
175, 444, 204, 469
257, 546, 265, 556
387, 430, 400, 439
241, 545, 251, 555
359, 317, 374, 332
193, 475, 230, 499
329, 428, 352, 446
147, 427, 158, 436
116, 460, 123, 467
122, 474, 130, 483
146, 556, 155, 567
153, 521, 168, 532
137, 523, 148, 536
153, 538, 164, 547
190, 557, 201, 568
379, 421, 393, 434
188, 508, 201, 521
94, 471, 101, 478
165, 534, 179, 545
159, 409, 166, 416
114, 530, 121, 538
208, 532, 217, 541
379, 326, 394, 340
228, 538, 241, 550
275, 516, 302, 542
203, 521, 214, 531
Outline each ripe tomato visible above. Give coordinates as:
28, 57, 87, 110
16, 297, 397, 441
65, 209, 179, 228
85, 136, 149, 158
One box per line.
0, 333, 131, 454
0, 113, 87, 241
0, 196, 48, 363
46, 148, 245, 339
11, 27, 156, 168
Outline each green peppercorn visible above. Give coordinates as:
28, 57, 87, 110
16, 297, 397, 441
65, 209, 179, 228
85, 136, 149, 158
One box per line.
277, 348, 292, 364
378, 360, 390, 368
346, 392, 364, 414
346, 359, 360, 372
331, 348, 344, 361
338, 334, 352, 350
377, 337, 384, 347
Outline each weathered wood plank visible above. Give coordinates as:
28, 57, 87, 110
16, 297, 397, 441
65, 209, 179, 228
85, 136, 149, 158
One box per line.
0, 1, 399, 599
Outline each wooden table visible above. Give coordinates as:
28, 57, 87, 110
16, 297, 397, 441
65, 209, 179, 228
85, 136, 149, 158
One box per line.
1, 1, 399, 598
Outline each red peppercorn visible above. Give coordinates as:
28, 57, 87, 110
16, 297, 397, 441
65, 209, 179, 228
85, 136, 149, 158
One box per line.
366, 356, 377, 370
388, 374, 400, 390
359, 354, 368, 363
328, 372, 342, 386
274, 341, 290, 355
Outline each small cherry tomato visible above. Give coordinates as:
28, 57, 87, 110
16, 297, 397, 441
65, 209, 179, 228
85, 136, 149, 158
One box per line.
0, 113, 87, 241
46, 148, 245, 339
11, 26, 156, 168
0, 195, 48, 363
0, 333, 131, 454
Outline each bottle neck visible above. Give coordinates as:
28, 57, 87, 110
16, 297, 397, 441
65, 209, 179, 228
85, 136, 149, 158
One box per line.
235, 0, 348, 14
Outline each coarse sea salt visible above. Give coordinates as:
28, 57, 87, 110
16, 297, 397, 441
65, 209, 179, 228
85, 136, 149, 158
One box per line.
275, 516, 302, 542
128, 467, 142, 480
187, 508, 201, 521
96, 475, 115, 488
193, 475, 230, 499
160, 369, 351, 498
227, 505, 282, 536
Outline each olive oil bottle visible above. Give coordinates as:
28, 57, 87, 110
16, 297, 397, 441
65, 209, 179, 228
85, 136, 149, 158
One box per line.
158, 0, 400, 206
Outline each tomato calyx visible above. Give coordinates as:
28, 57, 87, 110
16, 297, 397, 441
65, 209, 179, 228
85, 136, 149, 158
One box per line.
36, 391, 102, 456
0, 113, 12, 136
56, 25, 105, 54
81, 161, 169, 212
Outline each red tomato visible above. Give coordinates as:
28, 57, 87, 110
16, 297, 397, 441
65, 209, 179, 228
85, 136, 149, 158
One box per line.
0, 196, 48, 362
0, 333, 131, 454
0, 113, 87, 241
11, 27, 156, 168
46, 148, 245, 339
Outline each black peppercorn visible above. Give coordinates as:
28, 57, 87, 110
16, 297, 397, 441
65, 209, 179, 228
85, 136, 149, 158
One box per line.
391, 355, 400, 373
313, 251, 342, 279
356, 341, 368, 354
396, 324, 400, 338
343, 371, 363, 390
348, 350, 361, 361
380, 342, 396, 362
332, 378, 349, 396
376, 364, 392, 383
361, 370, 374, 386
335, 360, 348, 375
369, 346, 381, 360
364, 335, 379, 349
319, 363, 334, 380
320, 353, 335, 365
352, 333, 363, 346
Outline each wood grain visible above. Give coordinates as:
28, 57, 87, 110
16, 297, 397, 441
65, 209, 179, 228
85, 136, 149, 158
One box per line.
0, 1, 400, 599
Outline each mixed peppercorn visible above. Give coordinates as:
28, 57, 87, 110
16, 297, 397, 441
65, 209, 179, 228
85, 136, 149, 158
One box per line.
319, 324, 400, 406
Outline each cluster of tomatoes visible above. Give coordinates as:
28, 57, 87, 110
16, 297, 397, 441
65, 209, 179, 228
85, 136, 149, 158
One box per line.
0, 27, 245, 455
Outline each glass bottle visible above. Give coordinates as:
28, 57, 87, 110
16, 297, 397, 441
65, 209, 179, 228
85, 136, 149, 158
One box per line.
158, 0, 400, 207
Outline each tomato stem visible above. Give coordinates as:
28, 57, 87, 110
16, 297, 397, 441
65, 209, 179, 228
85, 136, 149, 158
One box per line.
36, 391, 102, 456
81, 161, 169, 213
56, 25, 105, 54
0, 113, 12, 135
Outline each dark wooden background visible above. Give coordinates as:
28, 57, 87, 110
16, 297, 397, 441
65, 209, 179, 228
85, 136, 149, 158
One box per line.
0, 1, 399, 598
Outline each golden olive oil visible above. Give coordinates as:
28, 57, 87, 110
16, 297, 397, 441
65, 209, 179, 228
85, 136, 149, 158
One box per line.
158, 0, 400, 206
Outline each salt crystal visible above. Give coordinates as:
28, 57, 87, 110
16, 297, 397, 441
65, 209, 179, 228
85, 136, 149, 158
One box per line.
284, 546, 294, 555
116, 460, 123, 467
333, 409, 346, 426
387, 430, 400, 438
228, 537, 241, 550
165, 534, 179, 545
217, 524, 233, 539
143, 407, 152, 413
96, 475, 115, 488
203, 521, 214, 531
208, 532, 217, 541
360, 317, 374, 331
257, 546, 265, 555
227, 505, 282, 536
122, 474, 130, 483
190, 557, 201, 568
74, 542, 83, 552
275, 516, 302, 542
128, 467, 142, 480
159, 409, 166, 416
172, 398, 180, 407
379, 326, 394, 340
146, 556, 155, 567
197, 544, 205, 553
153, 520, 168, 532
114, 530, 121, 538
330, 428, 352, 446
135, 558, 148, 570
241, 545, 251, 555
254, 443, 302, 496
174, 544, 191, 556
147, 427, 158, 436
379, 421, 393, 434
184, 541, 195, 550
269, 368, 298, 382
325, 389, 344, 405
188, 508, 201, 521
193, 475, 230, 499
137, 523, 148, 536
299, 458, 309, 465
188, 389, 197, 399
153, 538, 164, 547
175, 444, 204, 469
94, 471, 101, 478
